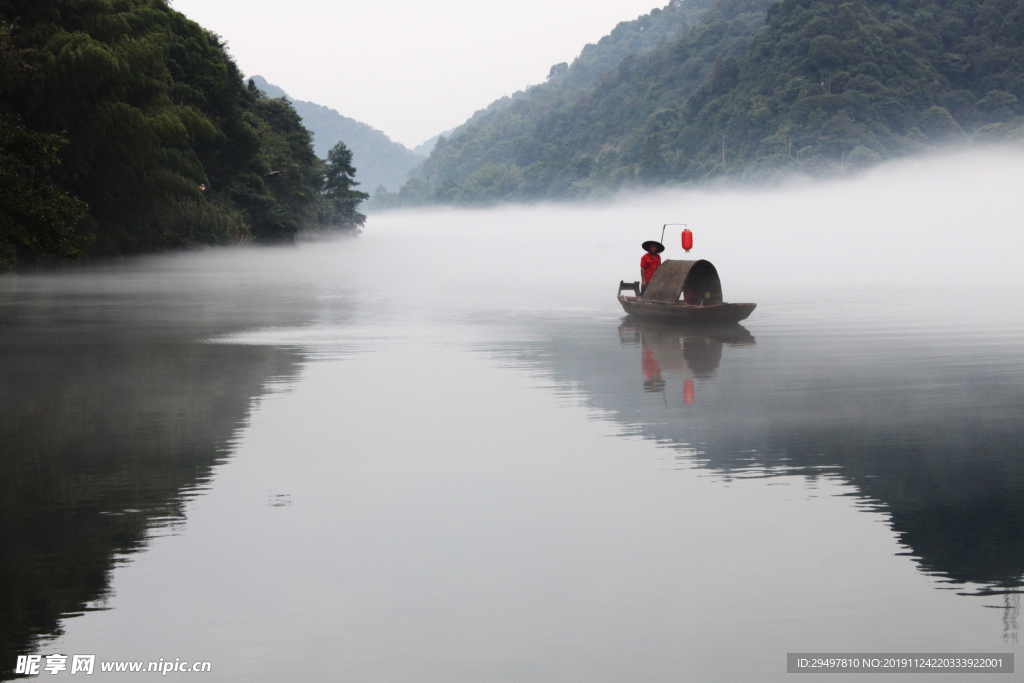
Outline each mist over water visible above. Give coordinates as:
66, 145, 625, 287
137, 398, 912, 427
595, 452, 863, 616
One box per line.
3, 148, 1024, 681
355, 147, 1024, 321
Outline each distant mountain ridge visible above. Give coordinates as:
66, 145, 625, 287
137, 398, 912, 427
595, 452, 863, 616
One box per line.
412, 129, 458, 157
374, 0, 712, 207
383, 0, 1024, 207
251, 76, 424, 192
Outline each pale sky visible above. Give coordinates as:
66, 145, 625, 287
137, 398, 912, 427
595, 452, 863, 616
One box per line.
169, 0, 666, 149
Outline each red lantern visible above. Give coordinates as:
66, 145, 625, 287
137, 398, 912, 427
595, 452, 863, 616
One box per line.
682, 228, 693, 253
683, 378, 695, 405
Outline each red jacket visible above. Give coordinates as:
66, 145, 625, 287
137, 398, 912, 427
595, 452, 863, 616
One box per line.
641, 253, 661, 283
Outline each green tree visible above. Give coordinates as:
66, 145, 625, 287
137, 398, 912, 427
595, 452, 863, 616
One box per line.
322, 141, 368, 230
455, 163, 523, 205
0, 22, 87, 266
0, 115, 88, 266
0, 1, 335, 255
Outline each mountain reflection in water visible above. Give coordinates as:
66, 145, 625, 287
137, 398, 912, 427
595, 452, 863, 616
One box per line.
0, 278, 313, 680
498, 312, 1024, 612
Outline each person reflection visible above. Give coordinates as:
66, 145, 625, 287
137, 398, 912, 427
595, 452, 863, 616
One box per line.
642, 342, 665, 393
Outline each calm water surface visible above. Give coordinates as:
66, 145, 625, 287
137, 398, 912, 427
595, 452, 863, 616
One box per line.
3, 159, 1024, 681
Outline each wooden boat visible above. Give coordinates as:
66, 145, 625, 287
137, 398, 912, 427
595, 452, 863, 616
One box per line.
617, 259, 756, 323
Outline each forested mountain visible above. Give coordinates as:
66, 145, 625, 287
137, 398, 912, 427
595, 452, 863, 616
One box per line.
386, 0, 1024, 207
251, 76, 423, 193
412, 127, 459, 157
0, 0, 366, 267
374, 0, 710, 208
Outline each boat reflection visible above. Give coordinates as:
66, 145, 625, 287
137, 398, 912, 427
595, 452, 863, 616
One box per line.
505, 315, 1024, 610
618, 319, 754, 401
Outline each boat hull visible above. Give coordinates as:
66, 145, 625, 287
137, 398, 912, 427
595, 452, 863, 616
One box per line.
617, 296, 756, 323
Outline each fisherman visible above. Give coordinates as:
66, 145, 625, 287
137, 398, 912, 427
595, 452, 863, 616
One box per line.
640, 240, 664, 294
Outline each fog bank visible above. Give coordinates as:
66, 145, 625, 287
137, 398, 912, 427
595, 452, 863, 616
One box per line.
363, 148, 1023, 310
4, 148, 1020, 335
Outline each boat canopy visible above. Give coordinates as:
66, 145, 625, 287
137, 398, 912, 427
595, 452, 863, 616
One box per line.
643, 259, 724, 305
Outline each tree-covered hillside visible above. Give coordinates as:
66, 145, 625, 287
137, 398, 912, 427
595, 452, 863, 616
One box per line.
388, 0, 1024, 207
372, 0, 711, 208
251, 76, 423, 193
0, 0, 367, 267
664, 0, 1024, 179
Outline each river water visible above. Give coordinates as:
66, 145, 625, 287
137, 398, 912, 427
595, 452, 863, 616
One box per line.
2, 150, 1024, 681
